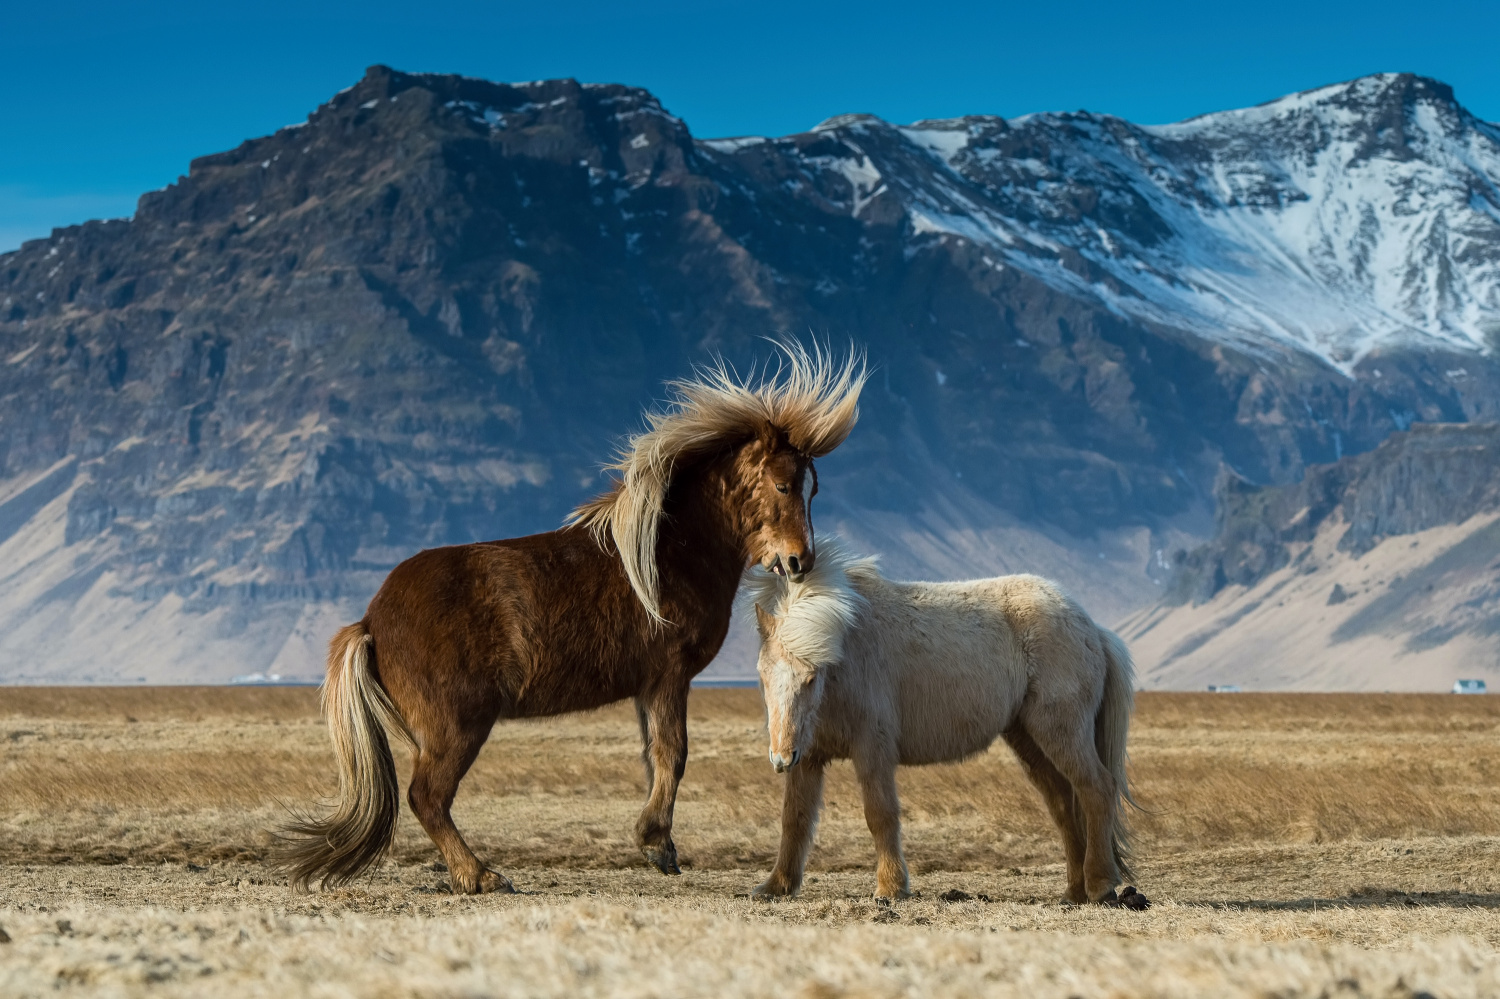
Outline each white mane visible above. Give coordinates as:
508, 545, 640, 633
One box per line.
742, 538, 878, 666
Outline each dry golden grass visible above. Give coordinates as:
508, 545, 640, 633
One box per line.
6, 688, 1500, 871
4, 687, 1500, 997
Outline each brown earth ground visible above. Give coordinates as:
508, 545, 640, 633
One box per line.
3, 687, 1500, 997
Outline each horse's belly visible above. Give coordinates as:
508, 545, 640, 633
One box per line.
897, 728, 1000, 766
894, 685, 1017, 765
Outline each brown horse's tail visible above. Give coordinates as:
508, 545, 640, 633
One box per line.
276, 622, 412, 891
1095, 626, 1138, 881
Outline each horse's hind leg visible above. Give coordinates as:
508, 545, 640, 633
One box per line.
1020, 707, 1121, 903
408, 722, 513, 895
853, 747, 910, 900
634, 696, 656, 789
754, 760, 825, 898
635, 684, 689, 875
1004, 727, 1087, 904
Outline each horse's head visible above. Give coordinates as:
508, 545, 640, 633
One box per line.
736, 431, 818, 583
568, 341, 864, 624
744, 538, 868, 772
753, 603, 826, 772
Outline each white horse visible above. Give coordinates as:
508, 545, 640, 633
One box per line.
744, 541, 1145, 907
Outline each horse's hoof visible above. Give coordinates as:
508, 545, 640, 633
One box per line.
452, 869, 514, 894
752, 879, 794, 899
1099, 885, 1150, 910
643, 843, 681, 876
874, 888, 911, 903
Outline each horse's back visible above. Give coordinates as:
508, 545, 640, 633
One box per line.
850, 576, 1029, 764
853, 573, 1107, 765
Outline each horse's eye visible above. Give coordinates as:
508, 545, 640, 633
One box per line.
775, 483, 789, 494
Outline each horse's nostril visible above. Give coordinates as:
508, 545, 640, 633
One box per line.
790, 749, 800, 765
787, 555, 802, 575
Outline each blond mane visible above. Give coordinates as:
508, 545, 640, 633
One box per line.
569, 342, 867, 623
741, 537, 878, 666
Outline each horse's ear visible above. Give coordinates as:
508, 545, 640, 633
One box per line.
755, 421, 791, 455
754, 603, 775, 638
749, 421, 774, 454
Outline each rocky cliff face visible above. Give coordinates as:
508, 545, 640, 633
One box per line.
2, 67, 1499, 681
1170, 423, 1500, 603
1126, 424, 1500, 690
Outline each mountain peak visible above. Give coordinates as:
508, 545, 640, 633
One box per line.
1160, 72, 1467, 137
811, 112, 889, 133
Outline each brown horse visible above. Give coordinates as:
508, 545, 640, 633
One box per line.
278, 346, 866, 893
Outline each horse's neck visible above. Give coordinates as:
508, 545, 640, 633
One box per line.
653, 460, 748, 612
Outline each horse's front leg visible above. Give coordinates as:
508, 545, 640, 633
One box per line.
635, 684, 689, 875
753, 760, 825, 898
853, 748, 910, 900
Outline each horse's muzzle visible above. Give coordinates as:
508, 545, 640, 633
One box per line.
770, 748, 801, 773
767, 554, 805, 582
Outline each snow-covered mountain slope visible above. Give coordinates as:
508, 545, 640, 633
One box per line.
709, 74, 1500, 370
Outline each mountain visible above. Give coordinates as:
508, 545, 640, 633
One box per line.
2, 67, 1498, 683
854, 74, 1500, 368
1122, 423, 1500, 690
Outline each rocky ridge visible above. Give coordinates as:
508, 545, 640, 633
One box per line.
1126, 424, 1500, 689
1170, 422, 1500, 603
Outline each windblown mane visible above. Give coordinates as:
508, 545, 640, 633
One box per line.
741, 538, 878, 666
569, 343, 867, 623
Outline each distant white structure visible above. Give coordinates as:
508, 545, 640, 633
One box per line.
230, 672, 285, 685
1207, 684, 1242, 693
1453, 679, 1488, 694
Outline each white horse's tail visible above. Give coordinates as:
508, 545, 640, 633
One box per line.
1095, 626, 1138, 880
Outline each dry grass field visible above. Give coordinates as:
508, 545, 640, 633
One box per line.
4, 687, 1500, 997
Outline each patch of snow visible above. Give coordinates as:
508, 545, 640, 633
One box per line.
899, 125, 972, 163
812, 152, 886, 217
702, 136, 769, 153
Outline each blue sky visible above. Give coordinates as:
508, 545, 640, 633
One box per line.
4, 0, 1498, 252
